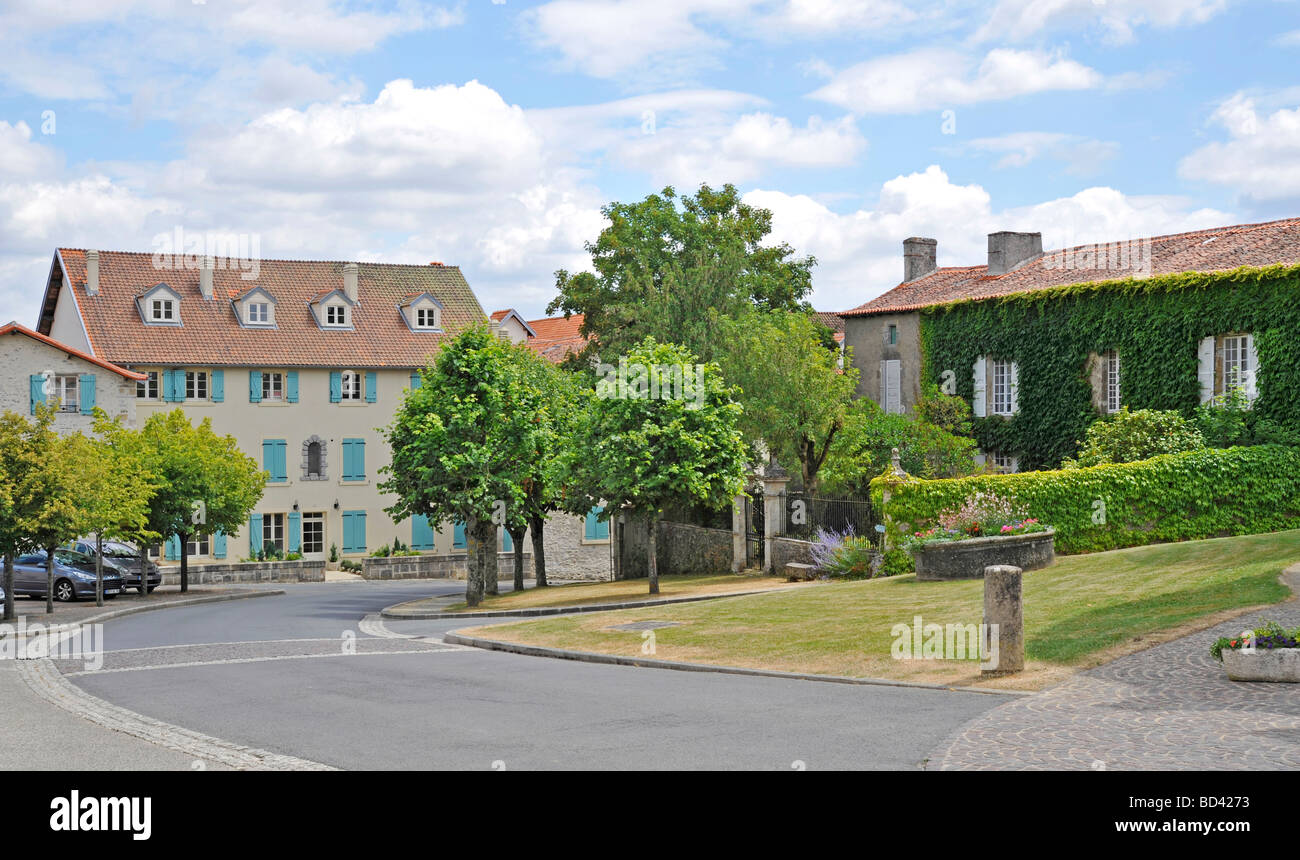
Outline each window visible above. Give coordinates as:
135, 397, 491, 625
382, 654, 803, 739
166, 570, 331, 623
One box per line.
262, 371, 283, 401
887, 324, 898, 346
261, 513, 285, 554
991, 453, 1019, 473
341, 438, 366, 481
341, 371, 361, 401
263, 439, 288, 483
307, 441, 322, 478
1103, 350, 1120, 414
584, 506, 609, 541
247, 302, 270, 324
1221, 334, 1250, 393
146, 543, 161, 559
186, 534, 210, 557
416, 307, 438, 329
186, 370, 208, 400
136, 371, 159, 399
301, 513, 324, 555
52, 375, 79, 412
326, 305, 347, 326
150, 299, 174, 321
341, 510, 366, 553
991, 359, 1016, 416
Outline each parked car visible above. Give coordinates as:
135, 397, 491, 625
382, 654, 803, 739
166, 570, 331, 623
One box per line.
65, 539, 161, 593
12, 551, 125, 602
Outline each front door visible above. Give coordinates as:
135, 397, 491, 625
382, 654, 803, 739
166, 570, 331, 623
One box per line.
300, 512, 326, 560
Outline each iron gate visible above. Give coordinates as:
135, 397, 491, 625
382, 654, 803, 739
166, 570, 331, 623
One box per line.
745, 494, 764, 569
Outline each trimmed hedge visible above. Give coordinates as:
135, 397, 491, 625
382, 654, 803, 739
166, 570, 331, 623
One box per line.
871, 445, 1300, 554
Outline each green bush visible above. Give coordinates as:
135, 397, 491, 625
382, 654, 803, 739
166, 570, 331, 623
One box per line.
339, 559, 363, 573
1065, 407, 1204, 468
872, 444, 1300, 554
370, 544, 391, 558
329, 543, 339, 563
821, 399, 979, 495
879, 547, 914, 576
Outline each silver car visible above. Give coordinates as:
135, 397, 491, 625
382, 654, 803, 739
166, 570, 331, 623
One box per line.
13, 551, 125, 601
67, 539, 161, 592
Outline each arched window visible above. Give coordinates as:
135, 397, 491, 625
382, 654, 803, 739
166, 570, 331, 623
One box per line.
307, 441, 322, 478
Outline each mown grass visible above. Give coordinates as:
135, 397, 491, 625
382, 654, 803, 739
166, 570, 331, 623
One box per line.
428, 572, 797, 613
463, 530, 1300, 690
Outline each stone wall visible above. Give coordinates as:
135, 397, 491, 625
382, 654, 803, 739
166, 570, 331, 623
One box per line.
541, 512, 610, 581
161, 559, 325, 585
0, 329, 138, 434
843, 310, 922, 413
770, 536, 815, 573
618, 517, 733, 579
362, 551, 528, 581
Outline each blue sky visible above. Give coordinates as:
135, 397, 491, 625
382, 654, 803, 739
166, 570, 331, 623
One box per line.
1, 0, 1297, 327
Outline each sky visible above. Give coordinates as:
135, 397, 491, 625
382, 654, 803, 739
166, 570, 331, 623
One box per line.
0, 0, 1297, 327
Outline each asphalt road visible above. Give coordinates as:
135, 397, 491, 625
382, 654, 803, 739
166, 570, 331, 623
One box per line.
65, 582, 1011, 770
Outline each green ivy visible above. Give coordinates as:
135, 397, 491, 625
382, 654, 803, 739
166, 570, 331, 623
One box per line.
871, 445, 1300, 554
919, 264, 1300, 469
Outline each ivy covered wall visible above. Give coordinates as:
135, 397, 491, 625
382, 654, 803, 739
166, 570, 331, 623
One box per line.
918, 265, 1300, 470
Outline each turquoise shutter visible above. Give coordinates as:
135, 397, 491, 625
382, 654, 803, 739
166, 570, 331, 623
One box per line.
343, 511, 366, 553
329, 371, 342, 403
286, 371, 299, 403
411, 514, 434, 551
263, 440, 286, 482
288, 511, 301, 553
78, 374, 96, 413
341, 439, 352, 479
585, 506, 608, 540
276, 440, 287, 481
248, 513, 262, 555
172, 369, 186, 402
249, 371, 262, 403
211, 370, 224, 402
29, 374, 45, 414
342, 438, 365, 480
162, 370, 175, 402
165, 534, 180, 560
502, 529, 512, 552
213, 530, 227, 559
409, 371, 421, 390
365, 371, 377, 402
453, 521, 466, 549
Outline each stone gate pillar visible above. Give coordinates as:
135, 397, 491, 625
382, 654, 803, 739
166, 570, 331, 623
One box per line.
762, 462, 790, 574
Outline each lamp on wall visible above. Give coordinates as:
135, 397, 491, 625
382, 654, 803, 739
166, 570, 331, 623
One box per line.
293, 501, 299, 512
333, 499, 339, 510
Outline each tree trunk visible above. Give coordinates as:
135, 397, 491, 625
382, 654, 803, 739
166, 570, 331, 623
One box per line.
95, 532, 104, 608
178, 530, 189, 593
45, 543, 55, 614
647, 514, 660, 595
138, 544, 147, 596
3, 552, 14, 622
482, 521, 499, 596
528, 513, 548, 587
464, 516, 485, 607
508, 525, 526, 593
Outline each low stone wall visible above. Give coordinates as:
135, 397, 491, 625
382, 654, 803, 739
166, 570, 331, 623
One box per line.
770, 537, 815, 573
912, 530, 1055, 581
619, 519, 733, 578
361, 552, 528, 581
161, 559, 325, 585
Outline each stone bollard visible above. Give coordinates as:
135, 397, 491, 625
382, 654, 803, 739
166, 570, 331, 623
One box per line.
982, 564, 1024, 674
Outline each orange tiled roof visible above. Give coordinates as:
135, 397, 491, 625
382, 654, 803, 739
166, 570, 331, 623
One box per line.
0, 321, 146, 380
841, 217, 1300, 317
525, 313, 588, 364
43, 249, 487, 368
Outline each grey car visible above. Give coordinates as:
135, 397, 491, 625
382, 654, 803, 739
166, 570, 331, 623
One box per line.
13, 551, 125, 601
66, 539, 161, 592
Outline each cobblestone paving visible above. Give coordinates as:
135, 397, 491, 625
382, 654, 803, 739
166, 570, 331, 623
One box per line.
933, 600, 1300, 770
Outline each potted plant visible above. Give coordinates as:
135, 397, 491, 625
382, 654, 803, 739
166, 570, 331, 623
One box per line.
326, 543, 340, 571
1211, 620, 1300, 682
903, 491, 1054, 580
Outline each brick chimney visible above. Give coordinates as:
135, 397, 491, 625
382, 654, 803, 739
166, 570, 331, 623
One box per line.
85, 250, 99, 296
903, 237, 937, 282
199, 256, 214, 299
343, 262, 359, 303
987, 231, 1043, 275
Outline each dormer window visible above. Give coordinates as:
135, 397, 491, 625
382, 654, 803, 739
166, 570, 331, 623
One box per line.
416, 307, 438, 329
151, 299, 175, 322
400, 293, 444, 331
138, 283, 183, 326
326, 305, 348, 326
248, 302, 269, 324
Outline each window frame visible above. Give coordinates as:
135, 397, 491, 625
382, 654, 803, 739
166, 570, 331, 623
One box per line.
991, 452, 1019, 473
247, 302, 270, 325
185, 369, 209, 401
991, 359, 1015, 417
150, 298, 175, 322
415, 306, 439, 329
262, 371, 284, 402
1220, 334, 1251, 393
325, 304, 348, 327
340, 370, 362, 401
261, 513, 285, 554
136, 370, 160, 400
301, 512, 325, 555
52, 374, 79, 413
1104, 350, 1121, 414
186, 534, 210, 557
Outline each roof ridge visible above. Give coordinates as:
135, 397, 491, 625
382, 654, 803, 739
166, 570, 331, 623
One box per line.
57, 248, 462, 270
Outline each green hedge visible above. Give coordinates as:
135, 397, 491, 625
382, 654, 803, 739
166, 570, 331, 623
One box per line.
870, 445, 1300, 554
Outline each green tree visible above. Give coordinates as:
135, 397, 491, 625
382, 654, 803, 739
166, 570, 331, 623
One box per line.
716, 310, 858, 491
547, 184, 816, 364
821, 400, 979, 497
0, 409, 51, 620
17, 413, 88, 613
381, 326, 541, 607
566, 338, 747, 594
1065, 407, 1205, 468
132, 410, 264, 592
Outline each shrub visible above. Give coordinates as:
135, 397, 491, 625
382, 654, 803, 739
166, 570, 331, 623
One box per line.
329, 543, 339, 563
1065, 407, 1204, 468
1195, 387, 1300, 448
879, 547, 913, 576
339, 559, 363, 573
872, 444, 1300, 555
822, 399, 979, 495
915, 387, 973, 436
370, 544, 391, 558
809, 526, 878, 579
285, 551, 303, 561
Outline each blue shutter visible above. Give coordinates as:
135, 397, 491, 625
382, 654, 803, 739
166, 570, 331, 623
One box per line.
162, 370, 175, 402
276, 440, 287, 481
342, 438, 364, 480
288, 511, 301, 553
453, 521, 466, 549
409, 371, 421, 390
365, 371, 377, 403
263, 440, 287, 482
249, 514, 262, 555
211, 370, 224, 402
249, 371, 262, 403
585, 506, 608, 541
165, 534, 180, 560
329, 371, 342, 403
340, 439, 352, 480
411, 514, 434, 551
502, 529, 512, 553
172, 369, 186, 402
286, 371, 299, 403
29, 374, 45, 414
213, 530, 227, 559
343, 511, 366, 553
78, 374, 96, 413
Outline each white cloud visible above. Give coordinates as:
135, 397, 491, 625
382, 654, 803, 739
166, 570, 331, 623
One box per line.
974, 0, 1228, 44
810, 48, 1102, 114
1179, 93, 1300, 201
965, 131, 1119, 174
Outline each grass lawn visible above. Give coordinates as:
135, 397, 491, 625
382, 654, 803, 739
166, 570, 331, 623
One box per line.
429, 572, 800, 614
462, 530, 1300, 691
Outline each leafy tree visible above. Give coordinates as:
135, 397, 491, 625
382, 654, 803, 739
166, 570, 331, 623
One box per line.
0, 409, 49, 621
18, 413, 87, 613
547, 184, 816, 364
1065, 407, 1205, 468
131, 410, 264, 592
915, 387, 975, 436
566, 338, 747, 594
381, 327, 541, 607
715, 310, 857, 491
821, 399, 979, 496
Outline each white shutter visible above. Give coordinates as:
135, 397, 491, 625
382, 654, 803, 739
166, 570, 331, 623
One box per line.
972, 356, 987, 418
1244, 334, 1259, 403
974, 452, 987, 469
1197, 336, 1216, 403
879, 360, 887, 409
884, 359, 902, 414
1009, 362, 1020, 415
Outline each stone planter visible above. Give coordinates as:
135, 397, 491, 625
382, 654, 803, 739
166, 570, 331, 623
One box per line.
1221, 648, 1300, 682
911, 529, 1055, 581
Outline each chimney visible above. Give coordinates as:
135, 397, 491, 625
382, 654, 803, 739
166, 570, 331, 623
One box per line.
987, 231, 1043, 276
903, 237, 937, 282
343, 263, 359, 303
199, 256, 214, 299
85, 250, 99, 296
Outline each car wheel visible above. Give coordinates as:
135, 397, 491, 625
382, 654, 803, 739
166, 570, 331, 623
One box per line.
54, 579, 76, 602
